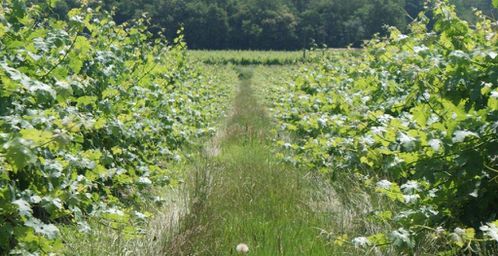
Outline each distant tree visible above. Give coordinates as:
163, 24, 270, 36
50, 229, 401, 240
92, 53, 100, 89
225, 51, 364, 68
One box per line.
48, 0, 498, 50
182, 3, 229, 49
299, 9, 326, 48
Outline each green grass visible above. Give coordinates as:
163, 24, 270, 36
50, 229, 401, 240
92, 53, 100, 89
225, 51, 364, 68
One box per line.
166, 66, 339, 255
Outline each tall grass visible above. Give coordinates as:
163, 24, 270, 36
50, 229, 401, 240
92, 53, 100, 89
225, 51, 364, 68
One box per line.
166, 67, 342, 255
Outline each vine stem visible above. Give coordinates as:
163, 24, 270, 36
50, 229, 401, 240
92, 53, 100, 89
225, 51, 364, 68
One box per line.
40, 32, 79, 80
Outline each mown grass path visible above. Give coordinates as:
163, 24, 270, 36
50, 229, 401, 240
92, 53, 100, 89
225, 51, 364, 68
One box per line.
167, 67, 337, 255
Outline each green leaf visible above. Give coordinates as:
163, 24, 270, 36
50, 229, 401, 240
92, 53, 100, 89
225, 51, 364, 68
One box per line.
24, 218, 59, 239
464, 228, 475, 240
493, 0, 498, 9
102, 88, 119, 99
20, 129, 54, 146
488, 95, 498, 110
0, 24, 7, 38
1, 64, 56, 98
48, 0, 59, 8
68, 55, 83, 74
3, 138, 36, 170
76, 96, 97, 107
368, 233, 388, 245
94, 117, 107, 129
411, 104, 430, 127
12, 199, 32, 217
82, 149, 102, 162
75, 36, 91, 55
376, 211, 393, 221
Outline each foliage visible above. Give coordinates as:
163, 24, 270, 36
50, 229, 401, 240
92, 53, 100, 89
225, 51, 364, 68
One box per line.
264, 1, 498, 254
0, 0, 233, 254
50, 0, 498, 50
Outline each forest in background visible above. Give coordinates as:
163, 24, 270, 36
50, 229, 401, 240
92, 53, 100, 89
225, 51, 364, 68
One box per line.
49, 0, 498, 50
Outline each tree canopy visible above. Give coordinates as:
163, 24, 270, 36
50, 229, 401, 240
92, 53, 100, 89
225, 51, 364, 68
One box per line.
52, 0, 498, 50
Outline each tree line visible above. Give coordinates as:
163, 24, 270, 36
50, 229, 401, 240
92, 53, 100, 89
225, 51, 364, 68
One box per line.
52, 0, 497, 50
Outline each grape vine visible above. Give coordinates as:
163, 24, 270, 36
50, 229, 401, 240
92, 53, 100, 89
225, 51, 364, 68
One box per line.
264, 1, 497, 254
0, 1, 234, 254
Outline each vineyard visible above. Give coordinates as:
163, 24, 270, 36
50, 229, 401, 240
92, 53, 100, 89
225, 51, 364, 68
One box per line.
1, 0, 497, 255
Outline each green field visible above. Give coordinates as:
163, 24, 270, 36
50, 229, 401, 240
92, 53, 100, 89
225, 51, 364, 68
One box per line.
188, 49, 354, 65
189, 50, 307, 65
1, 1, 498, 256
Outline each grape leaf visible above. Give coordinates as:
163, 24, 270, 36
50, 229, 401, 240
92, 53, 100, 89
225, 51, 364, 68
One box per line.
20, 129, 53, 147
12, 199, 32, 217
3, 138, 36, 170
25, 218, 59, 239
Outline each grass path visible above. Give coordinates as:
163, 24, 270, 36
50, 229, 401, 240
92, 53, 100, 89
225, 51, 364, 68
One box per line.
167, 67, 337, 255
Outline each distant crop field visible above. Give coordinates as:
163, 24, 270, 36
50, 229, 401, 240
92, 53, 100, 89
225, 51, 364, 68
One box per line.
188, 49, 357, 65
